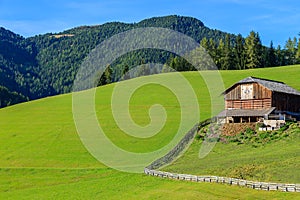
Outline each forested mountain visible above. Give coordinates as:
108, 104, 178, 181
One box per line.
0, 15, 299, 108
0, 27, 54, 100
0, 15, 234, 104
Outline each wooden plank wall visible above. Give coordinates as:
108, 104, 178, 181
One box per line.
253, 83, 272, 99
225, 83, 273, 109
272, 93, 300, 112
226, 99, 272, 109
225, 83, 272, 100
225, 83, 300, 112
225, 85, 241, 100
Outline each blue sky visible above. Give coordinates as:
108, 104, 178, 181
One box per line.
0, 0, 299, 46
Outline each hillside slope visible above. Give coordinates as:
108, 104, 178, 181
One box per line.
0, 65, 299, 199
163, 126, 300, 183
163, 65, 300, 183
0, 27, 53, 100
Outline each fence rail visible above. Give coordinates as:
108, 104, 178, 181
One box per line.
147, 119, 211, 170
144, 168, 300, 192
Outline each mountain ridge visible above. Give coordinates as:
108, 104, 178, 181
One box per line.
0, 15, 234, 108
1, 15, 297, 109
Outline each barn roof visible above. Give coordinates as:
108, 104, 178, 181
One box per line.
217, 107, 276, 117
223, 77, 300, 96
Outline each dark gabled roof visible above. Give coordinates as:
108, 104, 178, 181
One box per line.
223, 76, 300, 96
217, 107, 276, 117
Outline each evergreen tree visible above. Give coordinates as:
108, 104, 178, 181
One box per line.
208, 38, 217, 61
296, 38, 300, 64
275, 45, 285, 66
267, 41, 277, 67
245, 31, 262, 69
216, 39, 225, 69
104, 65, 112, 84
97, 65, 112, 86
122, 65, 130, 80
200, 37, 209, 50
223, 34, 234, 70
98, 73, 105, 86
285, 37, 297, 65
169, 57, 177, 70
233, 34, 245, 70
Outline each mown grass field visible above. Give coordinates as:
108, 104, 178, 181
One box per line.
0, 65, 299, 199
163, 127, 300, 183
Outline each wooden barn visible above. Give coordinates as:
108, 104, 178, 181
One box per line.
217, 77, 300, 124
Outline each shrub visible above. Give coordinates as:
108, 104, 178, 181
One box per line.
259, 132, 268, 139
279, 123, 290, 132
203, 122, 298, 146
195, 134, 202, 140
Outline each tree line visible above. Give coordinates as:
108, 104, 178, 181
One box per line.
166, 31, 300, 71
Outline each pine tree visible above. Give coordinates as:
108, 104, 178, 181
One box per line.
200, 37, 209, 51
223, 34, 233, 70
208, 38, 217, 61
122, 65, 130, 80
245, 31, 262, 69
104, 65, 112, 84
98, 72, 107, 86
295, 38, 300, 64
267, 41, 277, 67
97, 65, 112, 86
234, 34, 245, 70
216, 39, 225, 69
169, 56, 177, 70
285, 37, 297, 65
275, 45, 285, 66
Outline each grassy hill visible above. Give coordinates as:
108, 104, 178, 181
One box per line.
163, 126, 300, 182
0, 65, 300, 199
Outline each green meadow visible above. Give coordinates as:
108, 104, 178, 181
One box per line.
163, 128, 300, 183
0, 65, 299, 199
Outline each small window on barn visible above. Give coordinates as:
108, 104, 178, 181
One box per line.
253, 96, 256, 99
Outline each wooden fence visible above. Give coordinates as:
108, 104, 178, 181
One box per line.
146, 119, 211, 170
144, 168, 300, 192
